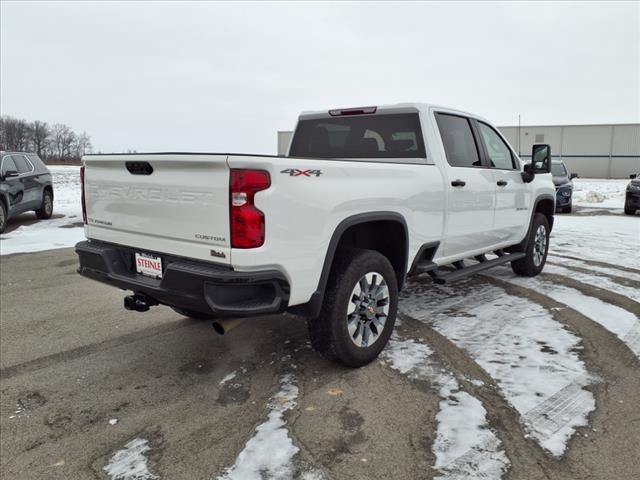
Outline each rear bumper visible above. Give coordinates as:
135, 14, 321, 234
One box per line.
75, 240, 289, 316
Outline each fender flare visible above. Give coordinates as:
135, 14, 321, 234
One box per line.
287, 211, 409, 318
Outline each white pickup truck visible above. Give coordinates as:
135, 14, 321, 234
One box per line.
76, 103, 555, 367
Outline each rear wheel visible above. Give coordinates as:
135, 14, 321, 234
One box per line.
35, 190, 53, 219
0, 201, 7, 234
171, 307, 217, 320
307, 248, 398, 367
511, 213, 550, 277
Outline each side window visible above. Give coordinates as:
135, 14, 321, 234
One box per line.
478, 123, 516, 170
2, 156, 18, 175
435, 113, 481, 168
11, 155, 33, 174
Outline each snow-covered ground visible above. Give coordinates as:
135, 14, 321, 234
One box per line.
572, 178, 629, 210
0, 165, 84, 255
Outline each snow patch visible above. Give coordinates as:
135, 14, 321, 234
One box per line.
382, 334, 509, 478
494, 270, 640, 359
219, 371, 237, 386
400, 281, 595, 456
104, 438, 157, 480
550, 215, 640, 270
217, 374, 300, 480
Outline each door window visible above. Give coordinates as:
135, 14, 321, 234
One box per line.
478, 123, 516, 170
1, 156, 18, 175
11, 155, 33, 174
434, 113, 481, 168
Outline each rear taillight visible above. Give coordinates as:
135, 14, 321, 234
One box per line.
229, 169, 270, 248
80, 165, 87, 224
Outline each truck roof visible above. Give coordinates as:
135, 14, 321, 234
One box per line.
298, 103, 491, 124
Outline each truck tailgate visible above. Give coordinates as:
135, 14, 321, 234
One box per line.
83, 154, 231, 265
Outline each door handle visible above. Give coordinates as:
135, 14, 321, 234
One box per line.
497, 180, 508, 187
451, 179, 466, 187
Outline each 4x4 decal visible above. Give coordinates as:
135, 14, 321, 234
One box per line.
280, 168, 322, 177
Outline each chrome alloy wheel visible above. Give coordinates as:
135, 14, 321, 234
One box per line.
533, 224, 547, 267
346, 272, 390, 348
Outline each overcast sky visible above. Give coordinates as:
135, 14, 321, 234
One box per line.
1, 1, 638, 154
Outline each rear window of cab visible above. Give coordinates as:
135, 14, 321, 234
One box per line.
289, 113, 426, 159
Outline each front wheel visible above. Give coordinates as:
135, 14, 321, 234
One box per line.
307, 248, 398, 368
35, 190, 53, 219
561, 203, 572, 214
624, 202, 636, 215
511, 213, 550, 277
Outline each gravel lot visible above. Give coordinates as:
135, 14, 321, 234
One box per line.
0, 169, 638, 479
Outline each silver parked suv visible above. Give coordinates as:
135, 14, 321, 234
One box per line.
0, 152, 54, 233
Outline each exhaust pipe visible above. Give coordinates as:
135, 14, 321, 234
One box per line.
124, 293, 158, 312
212, 318, 245, 335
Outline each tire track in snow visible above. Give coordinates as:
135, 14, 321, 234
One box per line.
399, 278, 595, 457
381, 330, 510, 479
547, 256, 640, 286
490, 268, 640, 359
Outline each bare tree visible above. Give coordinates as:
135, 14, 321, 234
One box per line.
30, 121, 50, 157
51, 123, 76, 160
0, 116, 30, 151
71, 132, 93, 160
1, 115, 93, 163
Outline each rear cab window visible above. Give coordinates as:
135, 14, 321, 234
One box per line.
289, 113, 426, 161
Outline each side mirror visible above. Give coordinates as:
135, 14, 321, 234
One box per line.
631, 174, 638, 179
2, 169, 19, 179
521, 163, 535, 183
570, 173, 578, 180
531, 144, 552, 174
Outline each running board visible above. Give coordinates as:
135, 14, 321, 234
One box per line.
430, 252, 526, 285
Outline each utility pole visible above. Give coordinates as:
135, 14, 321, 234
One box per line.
518, 114, 521, 157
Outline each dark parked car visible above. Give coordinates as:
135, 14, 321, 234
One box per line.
625, 173, 640, 215
0, 151, 54, 233
551, 160, 578, 213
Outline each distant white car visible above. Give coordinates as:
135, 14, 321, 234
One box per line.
75, 103, 555, 366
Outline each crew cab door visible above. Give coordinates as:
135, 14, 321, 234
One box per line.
434, 112, 497, 257
473, 120, 531, 244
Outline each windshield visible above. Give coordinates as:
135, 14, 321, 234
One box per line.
551, 163, 567, 176
289, 113, 426, 159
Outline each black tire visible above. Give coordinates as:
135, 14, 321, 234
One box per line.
561, 203, 572, 214
624, 203, 636, 215
511, 213, 550, 277
307, 248, 398, 368
0, 201, 7, 234
35, 190, 53, 219
171, 307, 217, 320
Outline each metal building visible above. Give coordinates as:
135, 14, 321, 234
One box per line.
276, 123, 639, 178
498, 123, 639, 179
